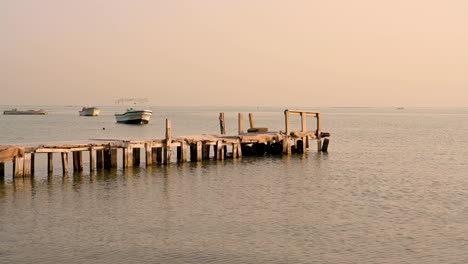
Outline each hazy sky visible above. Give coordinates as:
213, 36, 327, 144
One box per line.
1, 0, 467, 107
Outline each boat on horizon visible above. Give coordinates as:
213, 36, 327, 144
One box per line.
3, 108, 48, 115
115, 108, 152, 124
79, 106, 100, 116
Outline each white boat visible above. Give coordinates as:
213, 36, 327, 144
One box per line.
3, 108, 48, 115
79, 107, 100, 116
115, 108, 152, 124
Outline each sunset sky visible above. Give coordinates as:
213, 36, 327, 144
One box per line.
1, 0, 467, 107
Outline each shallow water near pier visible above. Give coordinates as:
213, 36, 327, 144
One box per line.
0, 106, 467, 264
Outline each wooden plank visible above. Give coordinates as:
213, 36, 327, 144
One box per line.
145, 143, 152, 166
13, 156, 24, 178
61, 152, 69, 174
23, 153, 32, 177
238, 113, 244, 134
248, 113, 255, 128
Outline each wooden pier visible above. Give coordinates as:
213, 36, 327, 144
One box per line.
0, 110, 330, 179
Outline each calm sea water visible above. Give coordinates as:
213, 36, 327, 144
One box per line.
0, 106, 467, 264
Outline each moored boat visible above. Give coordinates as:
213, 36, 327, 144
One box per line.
79, 107, 100, 116
3, 108, 48, 115
115, 108, 152, 124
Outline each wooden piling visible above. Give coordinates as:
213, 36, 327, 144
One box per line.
89, 148, 95, 171
216, 140, 224, 160
249, 113, 255, 128
13, 156, 24, 178
133, 148, 140, 166
283, 110, 291, 154
0, 162, 4, 178
96, 150, 104, 168
110, 149, 118, 168
123, 147, 133, 168
145, 143, 152, 166
316, 112, 322, 152
238, 113, 244, 134
164, 119, 172, 164
61, 152, 69, 174
219, 112, 226, 135
31, 153, 35, 175
23, 153, 32, 177
321, 138, 329, 152
72, 151, 83, 172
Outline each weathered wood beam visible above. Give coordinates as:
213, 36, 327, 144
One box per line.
23, 153, 32, 177
145, 143, 152, 166
219, 112, 226, 135
89, 148, 95, 171
72, 151, 83, 172
248, 113, 255, 129
13, 156, 24, 178
238, 113, 244, 134
61, 152, 69, 174
283, 110, 291, 154
164, 119, 172, 164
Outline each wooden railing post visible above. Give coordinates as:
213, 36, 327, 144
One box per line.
164, 119, 172, 164
238, 113, 244, 134
219, 112, 226, 135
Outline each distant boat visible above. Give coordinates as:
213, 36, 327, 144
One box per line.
3, 108, 48, 115
79, 107, 100, 116
115, 108, 152, 124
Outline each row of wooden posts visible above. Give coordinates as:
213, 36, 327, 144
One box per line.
0, 110, 330, 179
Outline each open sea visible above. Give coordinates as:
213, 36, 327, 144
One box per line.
0, 106, 467, 264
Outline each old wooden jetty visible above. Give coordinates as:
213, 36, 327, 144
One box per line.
0, 110, 330, 179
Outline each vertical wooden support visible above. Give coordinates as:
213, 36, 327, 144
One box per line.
196, 141, 202, 161
13, 156, 24, 177
145, 143, 153, 166
110, 149, 118, 168
219, 112, 226, 135
316, 113, 322, 152
164, 119, 172, 164
156, 147, 163, 164
73, 151, 83, 172
96, 150, 104, 168
321, 138, 330, 152
123, 147, 133, 167
133, 148, 140, 166
104, 148, 111, 168
238, 113, 244, 134
283, 110, 291, 154
30, 153, 35, 175
23, 153, 32, 177
89, 148, 95, 171
216, 140, 224, 160
300, 112, 307, 132
232, 143, 238, 159
248, 113, 255, 128
177, 141, 187, 162
202, 143, 210, 160
0, 162, 4, 178
151, 147, 157, 164
61, 152, 69, 174
237, 143, 242, 158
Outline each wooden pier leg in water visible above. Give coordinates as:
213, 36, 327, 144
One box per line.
96, 150, 104, 168
89, 148, 95, 171
316, 113, 322, 152
232, 143, 238, 159
13, 156, 24, 178
133, 148, 140, 166
176, 141, 187, 162
151, 147, 157, 164
110, 149, 118, 168
30, 153, 35, 175
73, 151, 83, 172
237, 143, 242, 158
238, 113, 244, 134
61, 152, 69, 174
283, 110, 291, 154
23, 153, 32, 177
302, 137, 307, 153
0, 162, 4, 179
196, 141, 202, 161
216, 141, 224, 160
202, 143, 210, 160
164, 119, 172, 164
123, 147, 133, 168
156, 147, 162, 164
47, 153, 53, 173
317, 139, 322, 152
321, 138, 329, 152
145, 143, 153, 166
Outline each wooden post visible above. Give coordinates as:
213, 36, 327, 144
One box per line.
164, 119, 172, 164
248, 113, 255, 129
133, 148, 140, 166
23, 153, 32, 177
89, 148, 95, 171
237, 143, 242, 158
283, 110, 291, 154
104, 148, 111, 168
177, 141, 187, 162
73, 151, 83, 172
202, 143, 210, 160
61, 152, 69, 174
30, 153, 35, 175
96, 150, 104, 168
238, 113, 244, 134
123, 147, 133, 167
219, 112, 226, 135
321, 138, 330, 152
156, 147, 162, 164
0, 162, 4, 178
110, 149, 118, 168
216, 140, 224, 160
13, 156, 24, 178
316, 113, 322, 152
145, 143, 152, 166
232, 143, 238, 159
151, 147, 157, 164
196, 141, 202, 161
